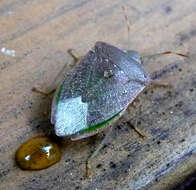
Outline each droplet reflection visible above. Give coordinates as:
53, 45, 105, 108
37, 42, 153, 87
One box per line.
15, 136, 61, 170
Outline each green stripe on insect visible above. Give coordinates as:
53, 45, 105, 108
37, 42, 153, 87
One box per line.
56, 85, 63, 104
80, 111, 122, 134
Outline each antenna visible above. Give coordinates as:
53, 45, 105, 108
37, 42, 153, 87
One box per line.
121, 5, 131, 49
142, 51, 189, 60
93, 0, 98, 41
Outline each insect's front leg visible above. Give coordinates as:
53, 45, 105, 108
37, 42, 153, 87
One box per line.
71, 126, 114, 178
32, 49, 81, 96
67, 49, 81, 63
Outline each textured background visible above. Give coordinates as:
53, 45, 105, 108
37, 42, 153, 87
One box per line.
0, 0, 196, 189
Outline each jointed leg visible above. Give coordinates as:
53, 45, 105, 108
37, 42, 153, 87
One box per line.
85, 127, 113, 178
32, 87, 55, 96
67, 49, 80, 63
32, 49, 80, 96
131, 122, 146, 139
127, 105, 146, 139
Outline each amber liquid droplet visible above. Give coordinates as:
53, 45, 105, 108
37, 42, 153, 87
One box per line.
15, 136, 61, 170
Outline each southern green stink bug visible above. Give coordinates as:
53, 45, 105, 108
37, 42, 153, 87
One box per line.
51, 41, 187, 140
33, 41, 187, 176
32, 5, 188, 175
51, 41, 150, 139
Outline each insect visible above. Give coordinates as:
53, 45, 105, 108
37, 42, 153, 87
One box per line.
33, 41, 187, 176
50, 41, 188, 139
51, 41, 150, 138
32, 6, 188, 177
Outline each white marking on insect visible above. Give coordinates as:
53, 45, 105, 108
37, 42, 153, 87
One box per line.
55, 96, 88, 136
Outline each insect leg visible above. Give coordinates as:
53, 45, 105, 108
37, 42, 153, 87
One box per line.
32, 48, 80, 96
32, 64, 67, 96
31, 63, 68, 96
131, 123, 146, 139
32, 87, 55, 96
85, 127, 113, 178
67, 49, 81, 63
127, 105, 146, 139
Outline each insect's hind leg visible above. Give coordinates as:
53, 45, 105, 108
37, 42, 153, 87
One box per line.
82, 128, 113, 178
32, 87, 55, 96
127, 104, 146, 139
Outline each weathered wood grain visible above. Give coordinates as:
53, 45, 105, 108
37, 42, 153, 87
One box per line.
0, 0, 196, 189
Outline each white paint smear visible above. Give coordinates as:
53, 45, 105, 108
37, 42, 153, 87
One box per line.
1, 47, 15, 56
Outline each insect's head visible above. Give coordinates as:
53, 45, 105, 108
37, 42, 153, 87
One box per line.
126, 50, 142, 64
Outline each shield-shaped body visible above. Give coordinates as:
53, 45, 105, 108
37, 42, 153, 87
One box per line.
51, 42, 151, 137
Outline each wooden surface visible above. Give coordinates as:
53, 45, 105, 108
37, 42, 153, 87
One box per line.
0, 0, 196, 189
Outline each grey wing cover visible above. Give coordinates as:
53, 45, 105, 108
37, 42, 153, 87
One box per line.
59, 41, 150, 127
